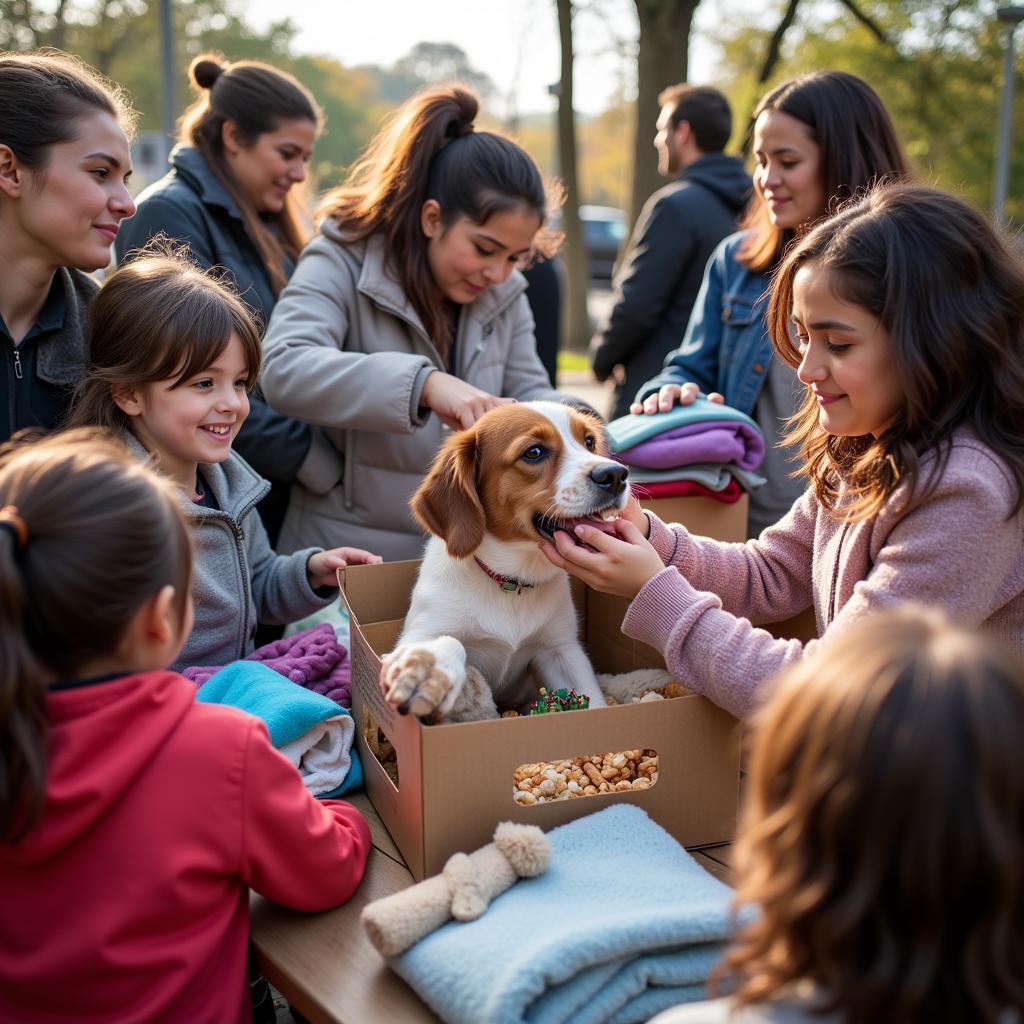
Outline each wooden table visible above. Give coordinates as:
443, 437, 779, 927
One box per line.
250, 792, 734, 1024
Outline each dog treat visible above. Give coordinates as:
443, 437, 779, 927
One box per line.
362, 710, 400, 786
528, 686, 591, 715
361, 821, 551, 957
513, 749, 659, 804
604, 681, 688, 706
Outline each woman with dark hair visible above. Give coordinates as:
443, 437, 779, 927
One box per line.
633, 71, 911, 537
0, 51, 136, 444
652, 605, 1024, 1024
543, 183, 1024, 721
117, 53, 328, 542
261, 84, 569, 560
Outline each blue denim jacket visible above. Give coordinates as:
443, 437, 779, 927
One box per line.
635, 231, 774, 414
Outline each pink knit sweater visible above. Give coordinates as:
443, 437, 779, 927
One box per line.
623, 432, 1024, 719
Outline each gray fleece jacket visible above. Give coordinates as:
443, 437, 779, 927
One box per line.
124, 435, 334, 670
260, 222, 566, 560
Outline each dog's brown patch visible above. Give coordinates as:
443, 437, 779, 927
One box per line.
411, 403, 613, 556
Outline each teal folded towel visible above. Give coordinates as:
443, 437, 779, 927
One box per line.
607, 400, 759, 454
197, 661, 361, 797
391, 805, 734, 1024
628, 462, 766, 491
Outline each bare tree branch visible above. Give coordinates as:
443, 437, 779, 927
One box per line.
836, 0, 890, 45
756, 0, 800, 86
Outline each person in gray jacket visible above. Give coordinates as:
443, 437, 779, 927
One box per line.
261, 85, 575, 561
589, 84, 750, 420
70, 252, 381, 669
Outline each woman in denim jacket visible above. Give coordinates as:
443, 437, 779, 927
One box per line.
635, 72, 910, 537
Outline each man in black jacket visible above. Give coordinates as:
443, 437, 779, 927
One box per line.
590, 85, 751, 419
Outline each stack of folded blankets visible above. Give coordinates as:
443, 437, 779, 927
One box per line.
187, 624, 361, 798
607, 398, 766, 505
386, 804, 736, 1024
183, 622, 351, 707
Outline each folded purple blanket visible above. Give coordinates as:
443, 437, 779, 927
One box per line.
618, 420, 765, 471
182, 623, 352, 707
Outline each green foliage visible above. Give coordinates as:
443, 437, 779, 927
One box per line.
709, 0, 1024, 221
0, 1, 497, 192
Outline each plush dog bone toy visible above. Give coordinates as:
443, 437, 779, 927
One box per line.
361, 821, 551, 958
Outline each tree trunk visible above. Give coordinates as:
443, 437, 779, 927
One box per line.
556, 0, 591, 352
629, 0, 700, 233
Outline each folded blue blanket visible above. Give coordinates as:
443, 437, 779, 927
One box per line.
197, 661, 361, 796
392, 805, 735, 1024
627, 462, 766, 492
607, 400, 759, 454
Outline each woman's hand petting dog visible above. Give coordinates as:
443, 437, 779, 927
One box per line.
306, 546, 383, 590
421, 370, 516, 431
539, 518, 665, 599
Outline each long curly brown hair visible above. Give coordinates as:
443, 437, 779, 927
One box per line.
768, 182, 1024, 522
715, 605, 1024, 1022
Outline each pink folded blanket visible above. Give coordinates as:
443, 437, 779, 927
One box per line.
633, 478, 743, 503
182, 623, 352, 707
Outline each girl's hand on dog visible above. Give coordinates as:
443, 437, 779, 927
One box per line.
539, 518, 664, 599
307, 547, 383, 589
421, 370, 516, 431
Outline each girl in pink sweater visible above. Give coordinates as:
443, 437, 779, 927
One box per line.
542, 183, 1024, 719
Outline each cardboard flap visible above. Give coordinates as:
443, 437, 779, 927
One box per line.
362, 620, 404, 657
340, 559, 420, 622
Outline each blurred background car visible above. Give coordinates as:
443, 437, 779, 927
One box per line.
579, 205, 627, 280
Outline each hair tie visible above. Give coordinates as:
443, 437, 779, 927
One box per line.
444, 117, 474, 141
0, 505, 28, 548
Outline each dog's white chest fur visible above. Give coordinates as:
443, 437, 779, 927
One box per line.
399, 535, 579, 705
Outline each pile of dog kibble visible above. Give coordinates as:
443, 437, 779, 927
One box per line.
513, 750, 659, 805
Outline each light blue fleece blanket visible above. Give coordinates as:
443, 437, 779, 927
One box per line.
606, 400, 759, 454
196, 661, 361, 797
391, 805, 734, 1024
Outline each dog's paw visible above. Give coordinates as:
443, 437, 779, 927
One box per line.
380, 636, 467, 718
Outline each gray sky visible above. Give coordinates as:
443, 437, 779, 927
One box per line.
242, 0, 757, 118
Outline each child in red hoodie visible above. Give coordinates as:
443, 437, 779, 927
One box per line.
0, 429, 371, 1023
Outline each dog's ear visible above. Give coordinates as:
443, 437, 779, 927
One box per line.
411, 429, 486, 558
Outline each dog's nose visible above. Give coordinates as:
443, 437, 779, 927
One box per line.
590, 462, 628, 495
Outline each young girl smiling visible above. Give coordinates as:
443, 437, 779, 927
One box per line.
544, 183, 1024, 719
71, 252, 380, 669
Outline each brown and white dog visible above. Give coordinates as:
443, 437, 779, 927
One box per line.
380, 400, 631, 722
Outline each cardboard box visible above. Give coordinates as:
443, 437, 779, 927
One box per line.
342, 559, 742, 881
638, 492, 748, 543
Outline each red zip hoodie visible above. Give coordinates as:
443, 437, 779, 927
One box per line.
0, 671, 371, 1023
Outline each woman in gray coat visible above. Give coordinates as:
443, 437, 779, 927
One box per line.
262, 85, 572, 560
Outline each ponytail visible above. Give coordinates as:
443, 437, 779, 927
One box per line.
0, 430, 192, 842
0, 516, 47, 844
318, 83, 558, 360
